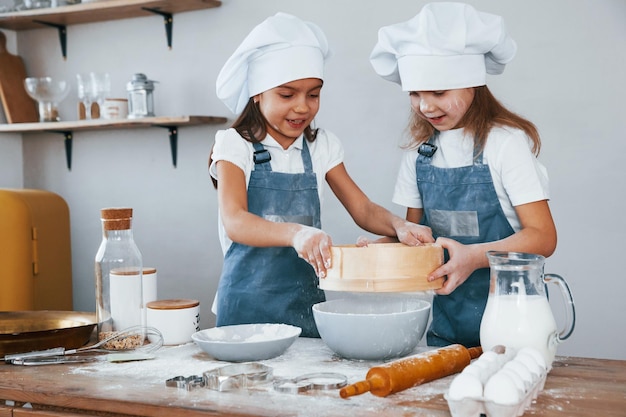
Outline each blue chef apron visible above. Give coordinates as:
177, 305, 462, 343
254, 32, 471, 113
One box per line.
416, 134, 515, 348
216, 139, 325, 338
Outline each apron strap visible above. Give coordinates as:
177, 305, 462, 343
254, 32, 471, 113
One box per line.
416, 131, 485, 165
252, 138, 315, 173
252, 142, 272, 170
301, 140, 314, 173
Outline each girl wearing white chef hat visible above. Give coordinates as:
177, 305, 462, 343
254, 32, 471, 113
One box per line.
209, 13, 434, 337
370, 2, 557, 347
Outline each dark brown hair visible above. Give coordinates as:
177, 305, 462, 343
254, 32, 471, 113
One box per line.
406, 86, 541, 156
208, 98, 318, 188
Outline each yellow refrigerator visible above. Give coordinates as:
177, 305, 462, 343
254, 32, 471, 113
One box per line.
0, 188, 73, 311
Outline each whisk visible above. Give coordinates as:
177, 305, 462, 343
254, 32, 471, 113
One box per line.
3, 325, 163, 364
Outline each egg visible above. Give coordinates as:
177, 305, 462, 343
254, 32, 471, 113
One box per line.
463, 363, 493, 385
517, 347, 548, 371
478, 350, 499, 363
500, 346, 517, 363
462, 363, 484, 379
499, 368, 527, 394
503, 359, 535, 388
474, 355, 500, 375
474, 356, 494, 370
480, 349, 513, 370
514, 351, 544, 379
448, 372, 483, 400
484, 371, 523, 405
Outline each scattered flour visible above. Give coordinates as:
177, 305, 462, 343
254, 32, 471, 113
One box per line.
69, 338, 452, 416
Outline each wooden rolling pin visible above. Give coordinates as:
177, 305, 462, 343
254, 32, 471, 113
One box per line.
340, 344, 482, 398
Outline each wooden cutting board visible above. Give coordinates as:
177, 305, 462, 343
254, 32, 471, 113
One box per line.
0, 31, 38, 123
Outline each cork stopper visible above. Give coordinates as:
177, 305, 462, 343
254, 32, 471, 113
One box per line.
100, 207, 133, 231
147, 299, 199, 310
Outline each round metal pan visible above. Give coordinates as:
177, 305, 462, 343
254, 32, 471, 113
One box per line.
0, 311, 97, 357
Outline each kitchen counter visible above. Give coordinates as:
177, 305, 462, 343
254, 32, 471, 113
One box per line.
0, 338, 624, 417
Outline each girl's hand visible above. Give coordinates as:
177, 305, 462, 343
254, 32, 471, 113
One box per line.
428, 237, 481, 295
355, 235, 397, 247
355, 221, 434, 247
292, 225, 333, 278
393, 220, 435, 246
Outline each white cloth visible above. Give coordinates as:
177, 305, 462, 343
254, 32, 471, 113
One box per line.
209, 128, 344, 254
370, 2, 517, 91
216, 12, 330, 114
392, 127, 549, 232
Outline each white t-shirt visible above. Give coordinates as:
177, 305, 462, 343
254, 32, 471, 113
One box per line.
209, 127, 344, 254
392, 127, 549, 232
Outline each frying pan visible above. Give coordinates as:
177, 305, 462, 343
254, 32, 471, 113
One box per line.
0, 311, 96, 357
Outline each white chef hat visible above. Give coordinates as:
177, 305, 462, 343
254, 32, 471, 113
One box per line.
216, 12, 330, 114
370, 2, 517, 91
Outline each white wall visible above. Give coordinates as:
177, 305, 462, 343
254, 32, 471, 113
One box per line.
2, 0, 624, 360
0, 131, 22, 187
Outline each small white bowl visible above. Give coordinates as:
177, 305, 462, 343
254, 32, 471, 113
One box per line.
313, 295, 431, 360
192, 323, 301, 362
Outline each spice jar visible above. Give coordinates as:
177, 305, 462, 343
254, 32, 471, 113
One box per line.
95, 208, 144, 337
126, 73, 156, 118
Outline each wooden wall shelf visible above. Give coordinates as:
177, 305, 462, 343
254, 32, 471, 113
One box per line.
0, 0, 221, 31
0, 115, 228, 170
0, 2, 227, 170
0, 0, 222, 57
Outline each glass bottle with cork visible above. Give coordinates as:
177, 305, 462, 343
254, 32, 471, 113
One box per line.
95, 207, 144, 340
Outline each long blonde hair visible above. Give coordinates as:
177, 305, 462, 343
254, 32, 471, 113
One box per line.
406, 86, 541, 156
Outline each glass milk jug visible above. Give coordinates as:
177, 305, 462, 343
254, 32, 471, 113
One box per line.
479, 251, 576, 369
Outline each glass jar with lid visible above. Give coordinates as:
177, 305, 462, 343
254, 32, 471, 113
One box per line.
95, 207, 144, 338
126, 73, 156, 118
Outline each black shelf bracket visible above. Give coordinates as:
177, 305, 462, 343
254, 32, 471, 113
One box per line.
45, 125, 179, 170
155, 125, 179, 167
48, 130, 73, 170
33, 20, 67, 59
142, 7, 174, 49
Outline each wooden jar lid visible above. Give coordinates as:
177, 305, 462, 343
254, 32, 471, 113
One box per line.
147, 299, 199, 310
110, 267, 156, 275
320, 243, 445, 292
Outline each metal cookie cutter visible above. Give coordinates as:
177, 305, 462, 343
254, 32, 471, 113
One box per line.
165, 375, 205, 391
203, 363, 273, 392
273, 372, 347, 394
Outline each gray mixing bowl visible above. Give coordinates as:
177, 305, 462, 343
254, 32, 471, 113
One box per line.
312, 295, 430, 360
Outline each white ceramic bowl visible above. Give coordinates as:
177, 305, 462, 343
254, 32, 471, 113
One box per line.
312, 295, 431, 360
192, 323, 301, 362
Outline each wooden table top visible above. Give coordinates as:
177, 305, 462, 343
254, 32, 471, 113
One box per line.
0, 338, 624, 417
